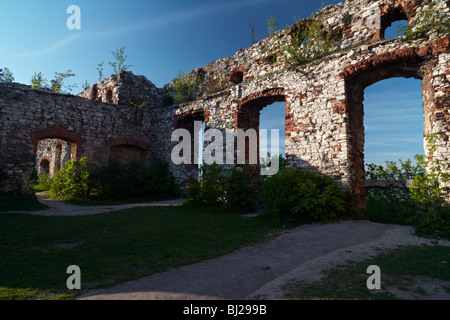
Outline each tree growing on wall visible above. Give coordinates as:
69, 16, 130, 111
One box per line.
51, 70, 77, 94
97, 62, 104, 82
109, 46, 133, 75
30, 72, 49, 90
0, 67, 14, 83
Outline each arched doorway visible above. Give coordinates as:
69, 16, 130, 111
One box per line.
236, 88, 286, 179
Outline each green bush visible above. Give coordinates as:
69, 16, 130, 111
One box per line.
170, 69, 201, 104
366, 134, 450, 234
259, 168, 352, 223
186, 163, 256, 212
48, 158, 179, 201
49, 158, 91, 200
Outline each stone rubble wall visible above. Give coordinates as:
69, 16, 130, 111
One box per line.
0, 85, 156, 193
36, 138, 74, 177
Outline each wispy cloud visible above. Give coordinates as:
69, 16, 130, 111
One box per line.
90, 0, 269, 38
2, 34, 81, 59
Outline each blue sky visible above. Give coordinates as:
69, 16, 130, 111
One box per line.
0, 0, 423, 166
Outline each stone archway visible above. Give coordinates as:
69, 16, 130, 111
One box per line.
235, 88, 286, 179
340, 39, 448, 200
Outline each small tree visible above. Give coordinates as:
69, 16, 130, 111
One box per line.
170, 69, 201, 104
97, 62, 104, 82
30, 72, 49, 90
410, 133, 450, 208
109, 46, 133, 75
0, 67, 14, 83
82, 80, 90, 90
267, 16, 279, 36
51, 70, 76, 94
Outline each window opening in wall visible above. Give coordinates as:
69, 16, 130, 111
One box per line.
39, 159, 50, 177
230, 71, 244, 85
384, 19, 409, 40
259, 101, 286, 166
364, 77, 423, 169
106, 89, 113, 103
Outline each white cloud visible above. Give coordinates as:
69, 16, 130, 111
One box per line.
2, 34, 81, 59
90, 0, 269, 38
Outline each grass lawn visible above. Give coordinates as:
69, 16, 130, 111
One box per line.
0, 192, 49, 212
282, 245, 450, 300
0, 204, 287, 300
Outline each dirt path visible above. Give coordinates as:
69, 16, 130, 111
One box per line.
1, 192, 185, 216
78, 220, 450, 300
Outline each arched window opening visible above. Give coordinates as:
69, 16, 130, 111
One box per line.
259, 101, 286, 168
237, 93, 286, 180
364, 77, 423, 168
39, 158, 50, 177
384, 19, 409, 40
380, 8, 409, 40
105, 89, 113, 104
36, 138, 77, 177
90, 85, 98, 101
229, 71, 244, 85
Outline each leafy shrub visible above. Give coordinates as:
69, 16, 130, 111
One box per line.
135, 159, 179, 197
37, 172, 52, 188
49, 158, 179, 201
366, 134, 449, 233
268, 7, 339, 69
170, 70, 201, 104
186, 163, 256, 212
259, 168, 352, 223
398, 1, 450, 40
49, 158, 91, 200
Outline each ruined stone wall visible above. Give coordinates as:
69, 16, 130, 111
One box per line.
36, 138, 75, 177
155, 0, 450, 196
78, 70, 163, 107
1, 0, 449, 201
0, 84, 155, 193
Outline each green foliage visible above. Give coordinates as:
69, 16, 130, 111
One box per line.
366, 134, 449, 233
186, 163, 256, 212
365, 155, 425, 180
170, 69, 201, 104
0, 67, 14, 83
97, 62, 104, 82
109, 46, 133, 75
267, 16, 279, 36
37, 173, 52, 189
48, 158, 178, 201
49, 158, 91, 200
410, 134, 450, 209
399, 1, 450, 40
30, 72, 49, 90
259, 168, 352, 223
342, 13, 352, 25
82, 80, 90, 90
283, 8, 338, 68
51, 70, 76, 94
